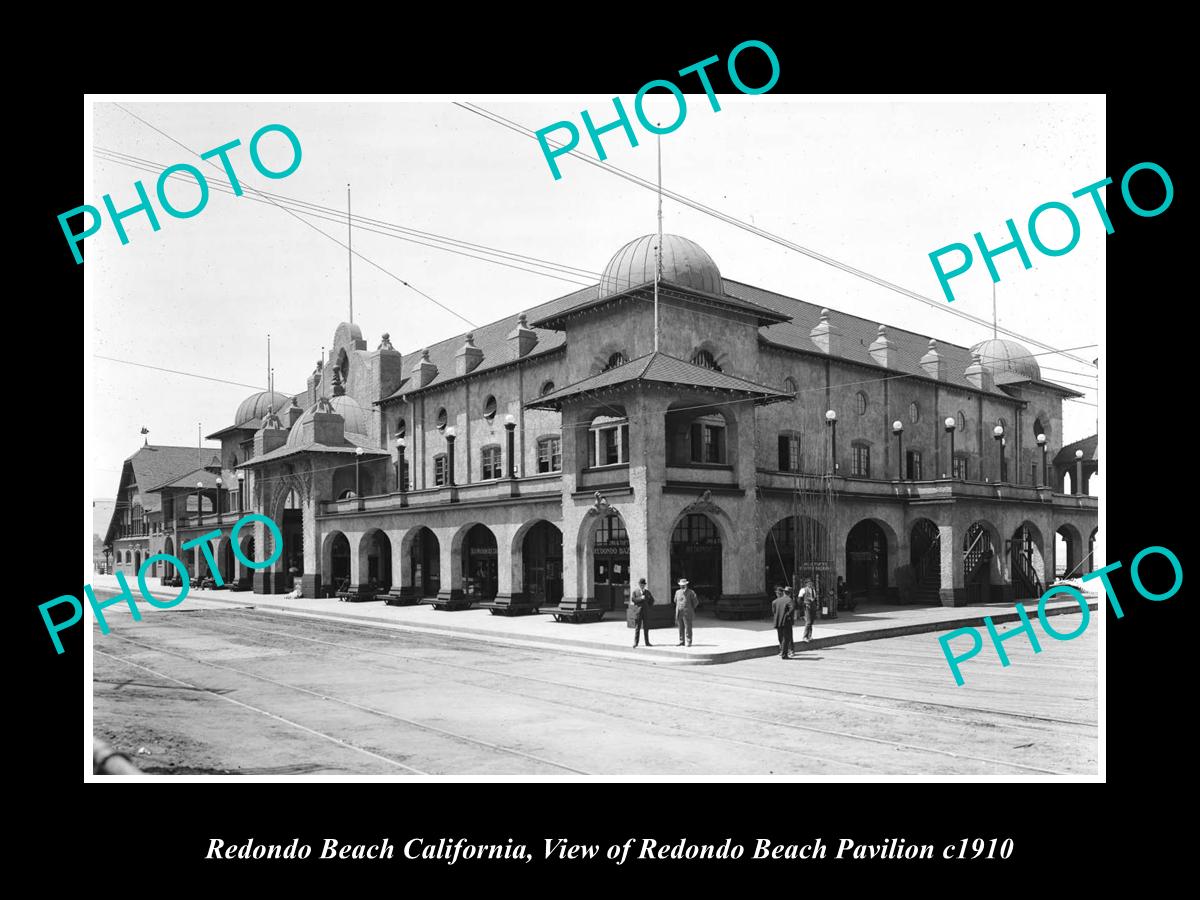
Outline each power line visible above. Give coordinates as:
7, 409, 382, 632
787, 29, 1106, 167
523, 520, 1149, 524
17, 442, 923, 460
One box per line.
111, 104, 479, 330
455, 102, 1098, 369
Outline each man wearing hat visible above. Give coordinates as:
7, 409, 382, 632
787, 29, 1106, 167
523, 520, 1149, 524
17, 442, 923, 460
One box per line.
771, 585, 796, 659
673, 578, 698, 646
629, 577, 654, 648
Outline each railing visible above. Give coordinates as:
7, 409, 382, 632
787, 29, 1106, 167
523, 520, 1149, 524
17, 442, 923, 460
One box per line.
1012, 543, 1044, 597
116, 524, 149, 539
319, 473, 564, 515
964, 527, 992, 583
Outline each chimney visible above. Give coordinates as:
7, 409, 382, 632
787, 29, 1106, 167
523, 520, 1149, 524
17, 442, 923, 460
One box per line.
286, 396, 303, 428
507, 314, 538, 358
455, 333, 484, 375
411, 348, 438, 387
810, 308, 843, 357
920, 339, 947, 380
964, 349, 994, 391
869, 325, 899, 369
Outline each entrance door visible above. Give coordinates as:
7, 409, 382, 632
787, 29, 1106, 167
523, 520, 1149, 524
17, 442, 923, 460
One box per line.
594, 555, 630, 611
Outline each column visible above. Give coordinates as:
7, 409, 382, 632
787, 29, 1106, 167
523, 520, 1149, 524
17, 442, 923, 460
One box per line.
435, 525, 467, 608
937, 523, 963, 607
387, 527, 420, 604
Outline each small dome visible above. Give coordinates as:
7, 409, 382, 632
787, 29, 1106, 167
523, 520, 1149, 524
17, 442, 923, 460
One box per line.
598, 234, 722, 299
286, 394, 370, 447
235, 391, 290, 427
969, 339, 1041, 381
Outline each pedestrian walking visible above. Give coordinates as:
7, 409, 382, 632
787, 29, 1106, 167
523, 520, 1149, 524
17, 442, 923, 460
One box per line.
799, 578, 818, 642
771, 585, 796, 659
629, 577, 654, 648
673, 578, 698, 646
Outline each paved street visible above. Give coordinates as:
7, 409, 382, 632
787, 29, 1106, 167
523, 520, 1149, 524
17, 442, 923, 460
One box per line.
92, 595, 1098, 776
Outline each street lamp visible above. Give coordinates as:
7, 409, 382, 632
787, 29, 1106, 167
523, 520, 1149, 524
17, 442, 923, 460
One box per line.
196, 481, 204, 526
354, 445, 364, 497
215, 476, 223, 520
1075, 448, 1084, 495
892, 419, 904, 480
445, 426, 457, 486
236, 469, 245, 511
992, 425, 1006, 482
504, 413, 517, 479
1036, 433, 1048, 487
825, 409, 838, 474
395, 435, 406, 493
944, 417, 957, 479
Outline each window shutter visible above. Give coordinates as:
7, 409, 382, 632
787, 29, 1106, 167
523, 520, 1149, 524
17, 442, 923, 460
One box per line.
621, 425, 630, 463
778, 435, 789, 470
588, 433, 596, 468
692, 423, 703, 463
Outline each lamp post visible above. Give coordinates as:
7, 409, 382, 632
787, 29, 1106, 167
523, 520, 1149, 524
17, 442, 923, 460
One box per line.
504, 413, 517, 479
395, 435, 406, 493
1075, 448, 1084, 495
993, 425, 1006, 482
944, 417, 957, 479
354, 445, 364, 497
445, 426, 457, 486
237, 469, 245, 511
892, 420, 904, 480
1036, 433, 1048, 487
215, 476, 223, 521
825, 409, 838, 474
196, 481, 204, 526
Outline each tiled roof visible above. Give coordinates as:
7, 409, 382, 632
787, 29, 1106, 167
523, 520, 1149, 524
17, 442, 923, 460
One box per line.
530, 279, 789, 330
151, 465, 239, 493
240, 433, 390, 468
206, 419, 260, 440
1054, 434, 1098, 465
126, 445, 209, 513
527, 352, 786, 410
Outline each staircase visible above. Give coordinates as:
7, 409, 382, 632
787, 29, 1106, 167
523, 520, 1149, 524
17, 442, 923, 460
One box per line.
913, 524, 941, 603
964, 526, 993, 585
1011, 543, 1044, 599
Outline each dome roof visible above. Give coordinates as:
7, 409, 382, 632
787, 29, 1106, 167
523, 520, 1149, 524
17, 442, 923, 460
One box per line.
235, 391, 291, 427
286, 394, 370, 448
969, 339, 1041, 381
598, 234, 722, 299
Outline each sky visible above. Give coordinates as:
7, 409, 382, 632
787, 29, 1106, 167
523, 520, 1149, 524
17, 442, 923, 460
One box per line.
86, 96, 1103, 501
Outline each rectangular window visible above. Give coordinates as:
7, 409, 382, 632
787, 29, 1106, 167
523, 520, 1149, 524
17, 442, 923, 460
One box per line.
906, 450, 922, 480
778, 434, 800, 472
434, 454, 448, 486
952, 456, 967, 480
853, 445, 870, 477
481, 446, 502, 480
589, 422, 627, 467
537, 437, 562, 473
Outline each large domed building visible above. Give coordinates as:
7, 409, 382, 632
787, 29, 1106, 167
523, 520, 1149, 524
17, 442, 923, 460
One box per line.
130, 232, 1096, 620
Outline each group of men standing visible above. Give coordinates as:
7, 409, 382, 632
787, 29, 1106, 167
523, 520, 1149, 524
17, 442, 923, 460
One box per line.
627, 576, 817, 656
771, 580, 818, 659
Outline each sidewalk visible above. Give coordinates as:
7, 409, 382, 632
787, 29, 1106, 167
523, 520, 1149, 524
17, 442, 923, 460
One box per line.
90, 575, 1097, 666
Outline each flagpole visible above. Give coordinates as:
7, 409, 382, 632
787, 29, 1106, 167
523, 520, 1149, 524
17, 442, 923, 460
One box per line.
654, 128, 662, 353
348, 184, 354, 324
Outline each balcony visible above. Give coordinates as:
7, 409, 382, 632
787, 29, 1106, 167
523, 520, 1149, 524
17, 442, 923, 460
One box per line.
174, 509, 246, 530
318, 472, 563, 517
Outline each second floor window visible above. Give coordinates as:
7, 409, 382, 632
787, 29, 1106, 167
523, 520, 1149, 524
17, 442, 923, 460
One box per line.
690, 418, 726, 464
952, 455, 968, 480
589, 418, 628, 467
691, 349, 721, 371
778, 433, 800, 472
906, 449, 922, 480
434, 454, 448, 486
481, 445, 502, 480
537, 437, 562, 473
853, 444, 871, 477
602, 352, 627, 371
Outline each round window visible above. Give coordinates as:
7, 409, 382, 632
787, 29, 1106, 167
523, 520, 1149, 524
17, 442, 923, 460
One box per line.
436, 408, 447, 430
483, 395, 497, 421
856, 391, 868, 415
396, 417, 407, 438
540, 380, 555, 397
957, 411, 966, 432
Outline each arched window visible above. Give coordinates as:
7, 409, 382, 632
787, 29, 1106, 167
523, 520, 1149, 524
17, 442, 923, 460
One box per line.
957, 410, 967, 432
602, 352, 627, 372
337, 348, 350, 383
909, 401, 920, 424
481, 445, 502, 480
855, 391, 868, 415
783, 377, 797, 395
396, 417, 407, 439
540, 380, 555, 397
483, 395, 497, 422
691, 349, 721, 372
436, 408, 448, 431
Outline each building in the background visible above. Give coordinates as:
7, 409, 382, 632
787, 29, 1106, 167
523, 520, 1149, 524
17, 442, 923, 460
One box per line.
120, 234, 1100, 618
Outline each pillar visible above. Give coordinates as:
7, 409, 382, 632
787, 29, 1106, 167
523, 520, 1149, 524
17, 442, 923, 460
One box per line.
387, 527, 420, 604
938, 523, 963, 606
434, 525, 468, 608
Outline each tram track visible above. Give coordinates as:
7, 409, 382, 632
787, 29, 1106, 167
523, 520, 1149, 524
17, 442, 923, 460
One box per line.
123, 608, 1080, 774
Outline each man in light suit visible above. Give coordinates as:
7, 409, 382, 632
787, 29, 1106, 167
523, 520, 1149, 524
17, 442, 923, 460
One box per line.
674, 578, 698, 646
771, 586, 796, 659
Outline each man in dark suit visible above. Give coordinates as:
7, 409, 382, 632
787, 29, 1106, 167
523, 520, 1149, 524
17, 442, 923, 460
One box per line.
629, 577, 654, 648
771, 586, 796, 659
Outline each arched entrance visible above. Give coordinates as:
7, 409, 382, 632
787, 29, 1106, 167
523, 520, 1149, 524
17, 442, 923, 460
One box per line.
218, 538, 236, 584
963, 522, 996, 601
522, 520, 563, 608
327, 532, 350, 591
909, 518, 941, 603
463, 524, 498, 602
1055, 524, 1084, 578
133, 550, 142, 573
765, 515, 831, 597
845, 520, 888, 599
593, 512, 629, 612
361, 529, 392, 590
671, 513, 722, 605
409, 527, 440, 598
1010, 523, 1045, 598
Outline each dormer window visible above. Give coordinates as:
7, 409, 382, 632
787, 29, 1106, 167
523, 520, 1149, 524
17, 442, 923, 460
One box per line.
602, 352, 627, 372
483, 395, 497, 422
691, 349, 722, 372
436, 408, 448, 431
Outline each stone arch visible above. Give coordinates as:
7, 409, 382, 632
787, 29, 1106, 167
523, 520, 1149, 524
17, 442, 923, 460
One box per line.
1055, 523, 1085, 580
238, 533, 255, 581
450, 522, 498, 602
1088, 526, 1099, 570
689, 339, 728, 372
215, 536, 237, 583
668, 509, 727, 606
356, 528, 392, 590
906, 517, 943, 604
1010, 520, 1047, 598
576, 508, 629, 608
322, 530, 351, 590
133, 550, 142, 573
591, 342, 629, 375
512, 519, 564, 606
400, 526, 440, 598
844, 517, 899, 600
963, 519, 1003, 589
765, 514, 833, 597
